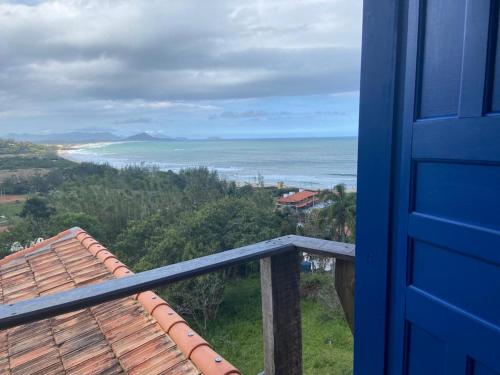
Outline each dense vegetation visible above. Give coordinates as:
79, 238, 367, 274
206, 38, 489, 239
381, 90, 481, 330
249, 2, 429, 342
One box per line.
201, 275, 353, 374
0, 139, 73, 169
0, 156, 73, 170
0, 139, 49, 155
299, 184, 356, 243
0, 162, 297, 327
0, 139, 357, 374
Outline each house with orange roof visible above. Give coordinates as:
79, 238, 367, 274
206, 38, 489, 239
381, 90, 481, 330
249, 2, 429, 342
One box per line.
276, 190, 319, 210
0, 227, 239, 375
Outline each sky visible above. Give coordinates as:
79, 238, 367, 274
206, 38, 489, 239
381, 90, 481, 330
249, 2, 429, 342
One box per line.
0, 0, 362, 138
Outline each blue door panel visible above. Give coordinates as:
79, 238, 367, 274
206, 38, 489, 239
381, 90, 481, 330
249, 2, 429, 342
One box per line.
411, 241, 500, 327
489, 1, 500, 112
417, 0, 467, 118
414, 162, 500, 231
412, 118, 500, 162
474, 361, 500, 375
406, 288, 500, 373
387, 0, 500, 373
414, 162, 500, 232
406, 325, 446, 374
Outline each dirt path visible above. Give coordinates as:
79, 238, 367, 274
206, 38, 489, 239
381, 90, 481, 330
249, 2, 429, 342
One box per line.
0, 195, 27, 204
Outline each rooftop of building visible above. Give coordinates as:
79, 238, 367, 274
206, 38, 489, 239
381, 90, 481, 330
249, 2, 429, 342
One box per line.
277, 190, 318, 204
0, 227, 239, 375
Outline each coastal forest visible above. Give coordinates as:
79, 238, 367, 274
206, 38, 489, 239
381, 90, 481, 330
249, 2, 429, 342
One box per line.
0, 139, 356, 374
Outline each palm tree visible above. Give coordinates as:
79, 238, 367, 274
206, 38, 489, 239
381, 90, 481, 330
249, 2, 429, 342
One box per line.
320, 184, 356, 242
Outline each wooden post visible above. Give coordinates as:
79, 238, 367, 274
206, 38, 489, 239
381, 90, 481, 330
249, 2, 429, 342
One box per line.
335, 259, 355, 334
260, 251, 302, 375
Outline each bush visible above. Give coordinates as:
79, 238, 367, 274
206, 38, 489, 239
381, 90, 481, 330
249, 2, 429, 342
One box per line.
147, 197, 282, 330
300, 272, 342, 315
20, 196, 54, 219
48, 212, 104, 239
301, 272, 327, 300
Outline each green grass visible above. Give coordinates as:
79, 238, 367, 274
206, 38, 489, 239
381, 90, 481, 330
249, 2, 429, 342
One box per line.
191, 275, 353, 374
0, 201, 24, 224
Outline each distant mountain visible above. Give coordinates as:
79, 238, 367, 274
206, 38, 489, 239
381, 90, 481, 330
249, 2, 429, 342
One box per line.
4, 131, 178, 144
124, 132, 172, 142
5, 132, 121, 144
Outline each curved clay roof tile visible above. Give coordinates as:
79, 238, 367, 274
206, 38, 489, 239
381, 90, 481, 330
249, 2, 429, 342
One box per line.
73, 228, 241, 375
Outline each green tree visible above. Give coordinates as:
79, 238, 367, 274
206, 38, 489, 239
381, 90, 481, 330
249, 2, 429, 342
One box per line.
48, 212, 104, 240
113, 213, 168, 267
141, 197, 282, 330
320, 184, 356, 243
20, 196, 54, 219
17, 196, 55, 238
0, 224, 32, 258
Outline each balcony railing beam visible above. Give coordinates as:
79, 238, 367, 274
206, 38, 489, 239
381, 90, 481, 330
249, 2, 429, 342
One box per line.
261, 250, 302, 375
335, 259, 355, 333
0, 235, 355, 331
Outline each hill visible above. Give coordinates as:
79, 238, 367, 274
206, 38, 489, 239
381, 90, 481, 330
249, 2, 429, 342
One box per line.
0, 139, 74, 187
124, 132, 171, 141
5, 131, 178, 144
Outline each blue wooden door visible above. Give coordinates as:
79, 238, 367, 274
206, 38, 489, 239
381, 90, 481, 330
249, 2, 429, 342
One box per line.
388, 0, 500, 373
356, 0, 500, 374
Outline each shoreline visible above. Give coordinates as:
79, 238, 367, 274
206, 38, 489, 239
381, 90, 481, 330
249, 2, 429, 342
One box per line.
56, 140, 358, 192
57, 147, 324, 190
56, 141, 121, 163
57, 149, 81, 164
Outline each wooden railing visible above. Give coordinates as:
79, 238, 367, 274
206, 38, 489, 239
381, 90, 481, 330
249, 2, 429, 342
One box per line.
0, 235, 355, 375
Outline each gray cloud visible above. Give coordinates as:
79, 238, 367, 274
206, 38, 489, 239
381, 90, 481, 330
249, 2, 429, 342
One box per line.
0, 0, 362, 130
213, 108, 348, 120
76, 126, 118, 132
113, 117, 153, 125
218, 110, 272, 119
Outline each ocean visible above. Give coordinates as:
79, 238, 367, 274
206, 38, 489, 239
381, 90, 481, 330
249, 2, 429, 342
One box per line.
64, 137, 358, 189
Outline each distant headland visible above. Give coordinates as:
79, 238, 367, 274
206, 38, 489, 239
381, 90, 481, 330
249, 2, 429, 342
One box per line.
3, 132, 174, 144
3, 132, 357, 145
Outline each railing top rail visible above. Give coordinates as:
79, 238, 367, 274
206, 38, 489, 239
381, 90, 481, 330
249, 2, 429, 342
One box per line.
0, 235, 354, 330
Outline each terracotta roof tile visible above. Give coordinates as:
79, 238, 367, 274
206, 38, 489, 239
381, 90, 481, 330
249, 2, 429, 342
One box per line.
153, 306, 187, 334
64, 352, 122, 375
277, 190, 318, 204
0, 228, 240, 375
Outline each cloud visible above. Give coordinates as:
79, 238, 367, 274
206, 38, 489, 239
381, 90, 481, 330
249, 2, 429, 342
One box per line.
0, 0, 362, 133
76, 126, 117, 132
113, 117, 152, 124
97, 99, 219, 111
212, 109, 349, 120
218, 110, 272, 119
